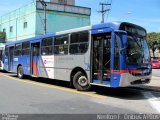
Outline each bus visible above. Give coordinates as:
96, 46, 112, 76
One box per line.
3, 22, 152, 91
0, 45, 5, 70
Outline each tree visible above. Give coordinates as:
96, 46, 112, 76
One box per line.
158, 44, 160, 52
147, 32, 160, 57
157, 33, 160, 51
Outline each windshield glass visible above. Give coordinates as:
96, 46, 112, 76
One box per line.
126, 36, 150, 65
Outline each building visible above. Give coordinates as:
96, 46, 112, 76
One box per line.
50, 0, 75, 5
0, 1, 91, 42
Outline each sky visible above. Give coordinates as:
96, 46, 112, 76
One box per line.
0, 0, 159, 32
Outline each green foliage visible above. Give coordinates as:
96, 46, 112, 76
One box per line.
147, 32, 160, 57
0, 32, 6, 43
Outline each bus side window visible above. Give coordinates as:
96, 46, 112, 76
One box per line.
70, 31, 89, 54
41, 37, 53, 55
14, 43, 22, 56
54, 35, 69, 55
22, 42, 30, 56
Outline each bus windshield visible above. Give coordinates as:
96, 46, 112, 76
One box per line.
126, 36, 150, 65
120, 23, 151, 65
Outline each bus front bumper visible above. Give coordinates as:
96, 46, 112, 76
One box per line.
119, 73, 152, 87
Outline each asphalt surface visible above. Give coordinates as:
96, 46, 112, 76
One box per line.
0, 71, 159, 116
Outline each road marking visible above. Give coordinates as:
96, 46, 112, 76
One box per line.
0, 73, 106, 99
146, 84, 160, 87
142, 91, 160, 113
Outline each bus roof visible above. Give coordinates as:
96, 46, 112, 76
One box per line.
56, 22, 123, 35
92, 21, 122, 30
56, 26, 91, 35
5, 21, 146, 46
5, 33, 54, 46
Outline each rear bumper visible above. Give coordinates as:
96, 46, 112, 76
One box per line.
119, 73, 152, 87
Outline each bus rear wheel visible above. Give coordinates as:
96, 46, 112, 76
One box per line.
73, 71, 91, 91
17, 66, 24, 79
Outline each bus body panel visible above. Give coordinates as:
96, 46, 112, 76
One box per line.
13, 56, 29, 74
22, 56, 31, 75
39, 56, 54, 78
3, 22, 152, 89
4, 56, 8, 71
40, 53, 91, 81
110, 74, 121, 88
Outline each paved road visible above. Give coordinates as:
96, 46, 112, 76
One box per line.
0, 71, 159, 115
152, 69, 160, 77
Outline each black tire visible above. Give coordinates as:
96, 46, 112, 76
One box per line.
73, 71, 91, 91
17, 66, 24, 79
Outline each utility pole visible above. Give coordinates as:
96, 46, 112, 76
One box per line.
39, 0, 47, 35
98, 2, 111, 23
16, 18, 18, 41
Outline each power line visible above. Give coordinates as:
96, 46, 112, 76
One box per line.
32, 0, 45, 32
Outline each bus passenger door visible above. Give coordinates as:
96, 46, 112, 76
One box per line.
8, 47, 14, 71
31, 43, 40, 76
92, 33, 112, 84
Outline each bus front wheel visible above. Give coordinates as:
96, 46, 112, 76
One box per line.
73, 71, 91, 91
17, 66, 24, 79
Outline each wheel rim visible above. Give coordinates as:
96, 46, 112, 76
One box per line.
77, 76, 88, 87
